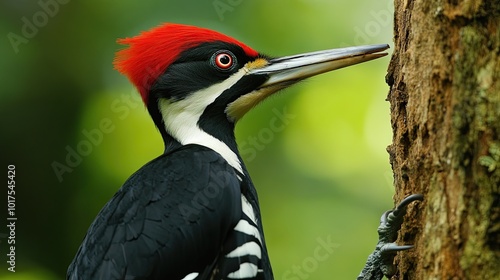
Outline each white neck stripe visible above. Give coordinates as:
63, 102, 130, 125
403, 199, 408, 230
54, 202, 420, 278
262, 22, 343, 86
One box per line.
159, 68, 248, 173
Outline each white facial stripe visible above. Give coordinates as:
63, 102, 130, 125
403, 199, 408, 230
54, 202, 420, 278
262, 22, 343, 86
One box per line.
159, 68, 249, 173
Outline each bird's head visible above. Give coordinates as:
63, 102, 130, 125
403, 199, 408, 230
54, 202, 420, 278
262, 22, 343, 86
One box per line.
114, 23, 388, 170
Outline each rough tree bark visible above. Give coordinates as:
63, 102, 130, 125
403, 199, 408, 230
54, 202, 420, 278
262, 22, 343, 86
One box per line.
386, 0, 500, 279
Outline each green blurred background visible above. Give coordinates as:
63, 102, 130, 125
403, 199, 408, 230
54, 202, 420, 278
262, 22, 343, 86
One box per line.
0, 0, 395, 279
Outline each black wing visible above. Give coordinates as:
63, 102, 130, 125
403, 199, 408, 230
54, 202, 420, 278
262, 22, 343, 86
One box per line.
67, 145, 242, 280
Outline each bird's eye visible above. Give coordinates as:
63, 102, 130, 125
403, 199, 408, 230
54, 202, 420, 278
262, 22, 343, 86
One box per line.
212, 51, 236, 71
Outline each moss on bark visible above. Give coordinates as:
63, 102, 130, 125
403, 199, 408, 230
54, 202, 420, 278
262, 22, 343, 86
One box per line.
387, 0, 500, 278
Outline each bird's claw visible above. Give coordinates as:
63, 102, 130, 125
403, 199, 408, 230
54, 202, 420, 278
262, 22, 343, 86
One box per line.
380, 243, 413, 253
357, 194, 423, 280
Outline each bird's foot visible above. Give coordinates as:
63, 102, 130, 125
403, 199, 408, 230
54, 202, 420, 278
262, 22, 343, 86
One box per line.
357, 194, 423, 280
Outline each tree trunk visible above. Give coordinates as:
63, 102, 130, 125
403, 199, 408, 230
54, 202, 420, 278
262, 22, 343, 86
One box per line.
386, 0, 500, 279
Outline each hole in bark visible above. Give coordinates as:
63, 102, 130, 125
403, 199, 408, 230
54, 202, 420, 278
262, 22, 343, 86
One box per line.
421, 125, 430, 146
402, 173, 410, 182
401, 164, 410, 182
401, 131, 410, 158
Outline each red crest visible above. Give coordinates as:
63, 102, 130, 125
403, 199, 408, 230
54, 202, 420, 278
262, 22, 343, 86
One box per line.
114, 23, 259, 104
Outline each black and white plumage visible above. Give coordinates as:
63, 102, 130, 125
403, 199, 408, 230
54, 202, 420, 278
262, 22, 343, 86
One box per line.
67, 23, 390, 280
68, 145, 271, 279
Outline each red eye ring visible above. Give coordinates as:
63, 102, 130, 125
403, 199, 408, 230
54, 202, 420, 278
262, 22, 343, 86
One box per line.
213, 51, 235, 70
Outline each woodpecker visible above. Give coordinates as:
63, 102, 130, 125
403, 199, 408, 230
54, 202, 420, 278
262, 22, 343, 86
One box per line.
67, 23, 413, 280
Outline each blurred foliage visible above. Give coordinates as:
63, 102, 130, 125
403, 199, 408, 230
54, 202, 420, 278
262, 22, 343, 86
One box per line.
0, 0, 395, 279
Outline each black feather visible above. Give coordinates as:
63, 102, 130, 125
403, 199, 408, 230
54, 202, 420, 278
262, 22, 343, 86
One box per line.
67, 145, 242, 280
